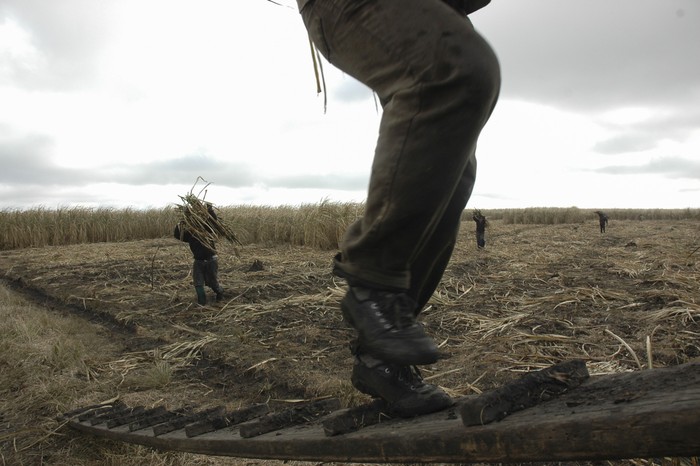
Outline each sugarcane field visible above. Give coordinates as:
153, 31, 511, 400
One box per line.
1, 204, 699, 465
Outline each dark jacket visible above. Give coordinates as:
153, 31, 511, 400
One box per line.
174, 224, 216, 261
473, 214, 487, 233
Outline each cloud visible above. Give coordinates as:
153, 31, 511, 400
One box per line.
0, 141, 368, 195
593, 156, 700, 180
0, 0, 117, 91
477, 0, 700, 113
592, 133, 657, 155
591, 106, 700, 155
0, 146, 258, 189
0, 133, 91, 185
265, 172, 368, 191
105, 156, 256, 187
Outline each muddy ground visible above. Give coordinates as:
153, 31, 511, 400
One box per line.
1, 219, 699, 463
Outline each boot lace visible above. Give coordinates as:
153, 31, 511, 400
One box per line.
371, 291, 417, 330
395, 365, 426, 391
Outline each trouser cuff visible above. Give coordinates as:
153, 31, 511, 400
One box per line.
332, 253, 409, 291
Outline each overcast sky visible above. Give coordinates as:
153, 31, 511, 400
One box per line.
1, 0, 698, 211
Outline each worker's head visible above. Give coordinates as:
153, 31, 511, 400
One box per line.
206, 202, 217, 220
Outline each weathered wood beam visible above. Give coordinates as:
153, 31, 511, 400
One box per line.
65, 362, 700, 463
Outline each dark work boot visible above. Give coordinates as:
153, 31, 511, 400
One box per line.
215, 288, 225, 302
351, 352, 454, 418
195, 286, 207, 305
341, 286, 439, 365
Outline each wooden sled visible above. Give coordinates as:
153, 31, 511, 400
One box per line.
62, 360, 700, 463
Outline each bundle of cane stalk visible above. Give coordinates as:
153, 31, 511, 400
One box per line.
175, 179, 241, 247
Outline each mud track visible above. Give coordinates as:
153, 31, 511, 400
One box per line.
0, 273, 309, 406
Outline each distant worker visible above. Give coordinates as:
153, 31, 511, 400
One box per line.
595, 211, 608, 233
473, 209, 488, 248
174, 203, 225, 305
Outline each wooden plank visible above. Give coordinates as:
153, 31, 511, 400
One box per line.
238, 398, 341, 438
71, 402, 127, 423
58, 400, 124, 421
66, 362, 700, 463
129, 408, 188, 432
88, 405, 142, 425
322, 399, 388, 436
105, 406, 148, 428
152, 406, 224, 436
460, 359, 589, 426
185, 404, 270, 438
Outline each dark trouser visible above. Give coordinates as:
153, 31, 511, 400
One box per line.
301, 0, 500, 311
476, 231, 486, 248
192, 256, 222, 293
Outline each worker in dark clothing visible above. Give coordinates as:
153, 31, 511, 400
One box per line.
595, 211, 608, 233
174, 204, 225, 305
473, 210, 487, 248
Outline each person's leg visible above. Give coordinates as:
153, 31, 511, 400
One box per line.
303, 0, 499, 290
204, 257, 225, 301
192, 260, 207, 305
302, 0, 499, 366
408, 156, 477, 311
348, 168, 475, 415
